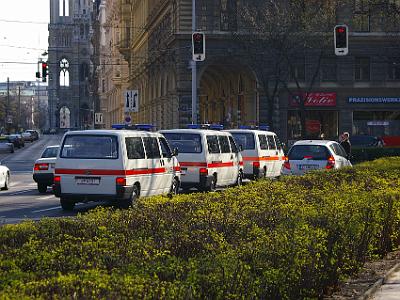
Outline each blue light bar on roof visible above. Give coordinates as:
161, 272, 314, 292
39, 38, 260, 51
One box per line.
259, 125, 270, 131
134, 124, 155, 131
239, 125, 252, 129
111, 124, 125, 130
210, 124, 224, 130
111, 124, 155, 131
187, 124, 202, 129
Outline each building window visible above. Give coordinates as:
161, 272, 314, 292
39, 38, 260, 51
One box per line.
387, 58, 400, 80
59, 0, 69, 17
355, 57, 370, 81
220, 0, 237, 31
59, 58, 70, 87
353, 0, 369, 32
321, 58, 337, 81
289, 59, 305, 81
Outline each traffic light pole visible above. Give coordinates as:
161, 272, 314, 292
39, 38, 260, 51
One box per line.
191, 0, 197, 124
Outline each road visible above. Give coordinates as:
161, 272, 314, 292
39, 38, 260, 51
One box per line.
0, 134, 107, 225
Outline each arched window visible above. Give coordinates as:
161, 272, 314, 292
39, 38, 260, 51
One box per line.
59, 0, 69, 16
59, 58, 70, 87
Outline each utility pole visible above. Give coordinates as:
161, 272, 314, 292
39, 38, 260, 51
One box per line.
191, 0, 197, 124
6, 77, 10, 133
18, 86, 21, 131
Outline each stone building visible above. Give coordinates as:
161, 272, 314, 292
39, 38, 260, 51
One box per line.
97, 0, 129, 128
48, 0, 96, 129
115, 0, 400, 142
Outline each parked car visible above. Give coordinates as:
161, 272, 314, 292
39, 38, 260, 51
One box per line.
7, 134, 25, 148
350, 135, 384, 148
21, 132, 33, 142
50, 128, 57, 135
0, 162, 10, 190
25, 130, 39, 141
0, 138, 14, 153
33, 145, 59, 193
281, 140, 352, 176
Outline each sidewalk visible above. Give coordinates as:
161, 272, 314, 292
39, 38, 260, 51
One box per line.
370, 268, 400, 300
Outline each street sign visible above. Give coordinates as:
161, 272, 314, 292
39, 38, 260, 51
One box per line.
124, 112, 131, 125
95, 113, 104, 125
124, 90, 139, 112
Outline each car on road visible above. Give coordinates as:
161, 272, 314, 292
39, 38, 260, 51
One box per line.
21, 132, 33, 142
7, 134, 25, 149
281, 140, 352, 176
25, 130, 39, 141
0, 138, 15, 153
33, 145, 60, 193
0, 162, 10, 190
50, 128, 57, 135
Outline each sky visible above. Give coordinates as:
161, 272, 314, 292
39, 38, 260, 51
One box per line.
0, 0, 50, 83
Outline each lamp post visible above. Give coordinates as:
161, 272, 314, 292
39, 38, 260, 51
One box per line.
191, 0, 197, 124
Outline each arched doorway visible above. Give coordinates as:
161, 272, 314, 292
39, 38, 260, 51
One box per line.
198, 64, 259, 128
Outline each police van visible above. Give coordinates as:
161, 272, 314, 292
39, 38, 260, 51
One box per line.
53, 125, 181, 210
226, 127, 285, 179
160, 125, 243, 191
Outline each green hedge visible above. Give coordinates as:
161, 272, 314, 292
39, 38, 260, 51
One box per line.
351, 147, 400, 163
0, 158, 400, 299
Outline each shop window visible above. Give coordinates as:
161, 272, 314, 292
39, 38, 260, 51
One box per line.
387, 58, 400, 80
287, 110, 338, 140
355, 57, 370, 81
353, 111, 400, 136
321, 58, 337, 81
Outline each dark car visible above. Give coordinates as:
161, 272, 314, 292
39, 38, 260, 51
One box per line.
25, 130, 39, 141
7, 134, 25, 148
350, 135, 384, 148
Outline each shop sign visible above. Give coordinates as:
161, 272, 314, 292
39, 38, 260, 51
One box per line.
348, 97, 400, 104
290, 92, 337, 107
367, 121, 389, 126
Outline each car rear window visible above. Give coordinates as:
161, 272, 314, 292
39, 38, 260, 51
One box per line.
41, 147, 59, 158
162, 133, 202, 153
288, 145, 330, 160
60, 135, 118, 159
231, 133, 255, 150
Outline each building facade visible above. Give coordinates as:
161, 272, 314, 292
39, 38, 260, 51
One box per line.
115, 0, 400, 142
48, 0, 96, 129
97, 0, 129, 128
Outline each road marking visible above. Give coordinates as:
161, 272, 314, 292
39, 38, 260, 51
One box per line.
8, 189, 36, 196
39, 195, 55, 200
32, 206, 61, 213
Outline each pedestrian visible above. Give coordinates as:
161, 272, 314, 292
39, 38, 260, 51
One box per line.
340, 131, 351, 159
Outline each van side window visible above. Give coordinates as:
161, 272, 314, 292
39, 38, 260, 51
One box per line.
125, 137, 145, 159
258, 135, 269, 150
218, 135, 231, 153
206, 135, 220, 153
267, 135, 277, 150
143, 137, 161, 159
159, 137, 172, 158
274, 135, 283, 151
228, 136, 239, 153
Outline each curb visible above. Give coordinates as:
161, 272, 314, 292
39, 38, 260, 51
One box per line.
357, 262, 400, 300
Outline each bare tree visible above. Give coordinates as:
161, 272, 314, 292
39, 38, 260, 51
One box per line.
235, 0, 339, 136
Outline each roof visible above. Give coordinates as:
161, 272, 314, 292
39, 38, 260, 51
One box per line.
160, 128, 230, 135
293, 140, 336, 146
64, 129, 161, 136
225, 129, 276, 135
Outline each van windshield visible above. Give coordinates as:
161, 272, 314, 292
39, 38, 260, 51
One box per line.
231, 133, 255, 150
162, 133, 202, 153
60, 135, 118, 159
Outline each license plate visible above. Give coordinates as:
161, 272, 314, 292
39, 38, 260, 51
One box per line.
298, 164, 319, 171
75, 177, 100, 185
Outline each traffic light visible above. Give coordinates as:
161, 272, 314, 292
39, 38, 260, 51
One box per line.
192, 32, 205, 61
42, 61, 48, 82
334, 25, 348, 56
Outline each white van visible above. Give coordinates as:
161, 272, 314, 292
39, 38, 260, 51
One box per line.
160, 128, 243, 191
226, 128, 285, 179
53, 129, 180, 210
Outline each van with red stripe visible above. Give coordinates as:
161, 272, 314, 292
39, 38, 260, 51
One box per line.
53, 129, 180, 210
226, 128, 285, 179
160, 128, 243, 191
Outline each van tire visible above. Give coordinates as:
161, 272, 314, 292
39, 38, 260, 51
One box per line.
206, 175, 217, 192
120, 185, 139, 209
2, 173, 9, 190
263, 167, 267, 178
38, 183, 47, 193
169, 177, 180, 196
236, 171, 243, 186
60, 198, 75, 211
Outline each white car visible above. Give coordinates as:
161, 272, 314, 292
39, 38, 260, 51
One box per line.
33, 145, 59, 193
21, 132, 33, 142
281, 140, 352, 176
0, 162, 10, 190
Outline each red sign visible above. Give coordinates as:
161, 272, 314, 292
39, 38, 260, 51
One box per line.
305, 120, 321, 133
290, 92, 337, 107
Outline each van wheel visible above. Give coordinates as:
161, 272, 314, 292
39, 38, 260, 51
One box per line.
1, 174, 9, 190
60, 198, 75, 211
236, 171, 243, 186
38, 183, 47, 193
169, 177, 180, 197
120, 185, 139, 209
206, 175, 217, 192
263, 167, 267, 179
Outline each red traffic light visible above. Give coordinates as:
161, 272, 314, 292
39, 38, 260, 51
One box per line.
193, 33, 203, 41
336, 27, 345, 33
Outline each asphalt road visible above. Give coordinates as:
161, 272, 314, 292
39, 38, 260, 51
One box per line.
0, 134, 108, 225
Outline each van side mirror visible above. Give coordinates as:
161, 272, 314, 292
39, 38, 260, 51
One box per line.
172, 147, 179, 156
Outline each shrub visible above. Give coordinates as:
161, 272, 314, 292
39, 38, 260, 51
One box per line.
0, 158, 399, 299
